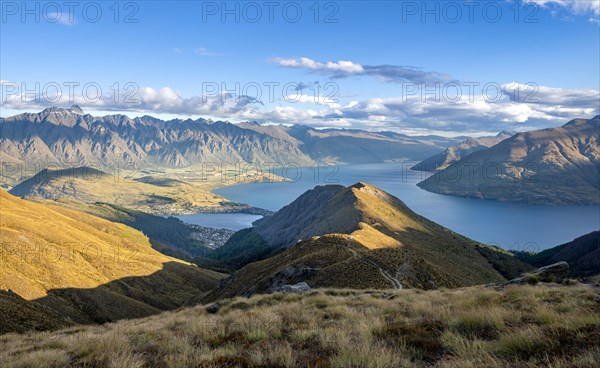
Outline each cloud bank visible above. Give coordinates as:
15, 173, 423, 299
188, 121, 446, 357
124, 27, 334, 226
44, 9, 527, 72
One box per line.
524, 0, 600, 16
273, 57, 454, 84
2, 81, 598, 136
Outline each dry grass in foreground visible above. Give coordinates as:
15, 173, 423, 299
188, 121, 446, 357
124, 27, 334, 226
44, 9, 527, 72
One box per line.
0, 284, 599, 368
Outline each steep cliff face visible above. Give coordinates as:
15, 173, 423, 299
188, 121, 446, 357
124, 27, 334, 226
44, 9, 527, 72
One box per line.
418, 116, 600, 205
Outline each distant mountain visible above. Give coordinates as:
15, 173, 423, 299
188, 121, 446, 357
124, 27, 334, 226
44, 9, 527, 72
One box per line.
417, 116, 600, 205
207, 183, 531, 299
0, 190, 225, 330
8, 165, 235, 215
412, 131, 516, 171
515, 231, 600, 277
9, 166, 111, 199
0, 107, 457, 185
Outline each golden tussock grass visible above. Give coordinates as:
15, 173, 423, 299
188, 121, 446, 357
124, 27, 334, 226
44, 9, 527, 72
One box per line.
0, 190, 223, 301
0, 284, 598, 367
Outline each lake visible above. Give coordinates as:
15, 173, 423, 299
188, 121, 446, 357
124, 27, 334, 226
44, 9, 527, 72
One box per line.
207, 162, 600, 251
174, 213, 263, 231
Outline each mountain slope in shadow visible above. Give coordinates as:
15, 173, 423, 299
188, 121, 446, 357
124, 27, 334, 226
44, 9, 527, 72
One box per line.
515, 231, 600, 277
0, 262, 223, 333
0, 290, 72, 334
32, 262, 216, 325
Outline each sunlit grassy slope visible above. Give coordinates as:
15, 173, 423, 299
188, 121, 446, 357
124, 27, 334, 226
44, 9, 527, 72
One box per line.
1, 284, 598, 367
0, 190, 225, 325
7, 166, 272, 214
31, 197, 214, 258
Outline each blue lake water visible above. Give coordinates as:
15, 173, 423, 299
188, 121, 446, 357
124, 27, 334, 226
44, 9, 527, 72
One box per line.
174, 213, 263, 231
209, 162, 599, 251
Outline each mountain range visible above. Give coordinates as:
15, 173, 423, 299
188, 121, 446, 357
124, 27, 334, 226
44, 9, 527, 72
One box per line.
0, 106, 462, 186
5, 107, 598, 206
417, 116, 600, 205
412, 130, 516, 171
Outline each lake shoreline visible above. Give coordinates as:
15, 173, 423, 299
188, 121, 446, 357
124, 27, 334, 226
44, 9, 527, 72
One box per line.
208, 163, 600, 251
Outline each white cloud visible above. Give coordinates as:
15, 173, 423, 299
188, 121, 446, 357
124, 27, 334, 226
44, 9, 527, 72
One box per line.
273, 57, 453, 84
194, 48, 225, 56
523, 0, 600, 17
501, 83, 600, 107
1, 81, 598, 135
274, 57, 364, 74
46, 12, 76, 25
282, 90, 340, 107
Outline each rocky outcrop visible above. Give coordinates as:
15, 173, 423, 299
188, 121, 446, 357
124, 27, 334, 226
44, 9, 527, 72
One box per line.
506, 261, 570, 285
271, 282, 312, 294
516, 231, 600, 278
267, 266, 319, 290
205, 303, 222, 314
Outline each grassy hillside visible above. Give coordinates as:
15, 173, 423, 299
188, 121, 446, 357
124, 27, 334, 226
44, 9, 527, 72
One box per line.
8, 166, 235, 215
211, 183, 532, 297
1, 284, 598, 367
0, 291, 72, 334
0, 190, 225, 328
35, 198, 214, 258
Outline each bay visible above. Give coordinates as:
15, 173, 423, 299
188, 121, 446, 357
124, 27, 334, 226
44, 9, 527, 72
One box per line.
210, 162, 600, 251
174, 213, 263, 231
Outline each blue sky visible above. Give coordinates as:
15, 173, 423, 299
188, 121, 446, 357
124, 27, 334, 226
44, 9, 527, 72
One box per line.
1, 0, 599, 136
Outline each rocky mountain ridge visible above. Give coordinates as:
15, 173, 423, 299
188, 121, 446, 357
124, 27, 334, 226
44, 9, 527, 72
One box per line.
0, 106, 460, 185
412, 130, 516, 171
417, 116, 600, 205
